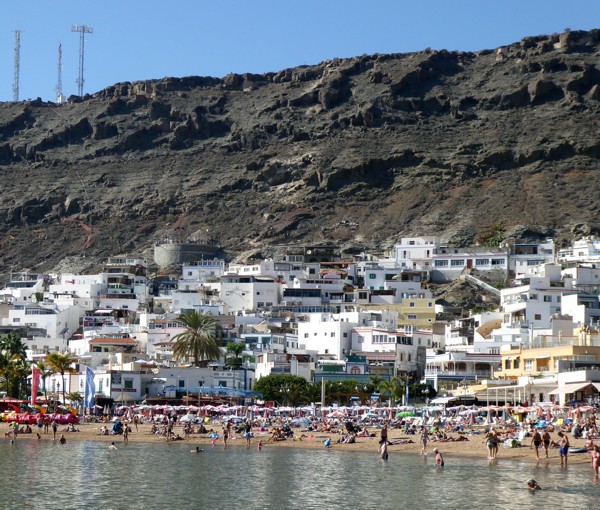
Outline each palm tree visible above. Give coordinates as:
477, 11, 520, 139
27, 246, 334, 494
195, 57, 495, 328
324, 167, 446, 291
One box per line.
225, 341, 244, 369
8, 357, 30, 399
303, 382, 322, 406
35, 360, 53, 403
172, 310, 221, 367
378, 377, 404, 407
46, 352, 76, 409
0, 351, 11, 395
0, 332, 27, 359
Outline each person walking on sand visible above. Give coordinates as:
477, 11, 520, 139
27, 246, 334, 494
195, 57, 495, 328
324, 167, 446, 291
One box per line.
123, 424, 129, 445
542, 429, 552, 458
531, 428, 542, 460
558, 431, 570, 467
420, 425, 428, 456
433, 447, 444, 467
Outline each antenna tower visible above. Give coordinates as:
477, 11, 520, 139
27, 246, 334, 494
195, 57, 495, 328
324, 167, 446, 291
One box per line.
71, 24, 93, 97
13, 30, 21, 102
56, 43, 64, 103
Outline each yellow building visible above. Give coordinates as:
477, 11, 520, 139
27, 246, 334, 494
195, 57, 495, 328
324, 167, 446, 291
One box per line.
397, 297, 436, 328
496, 343, 600, 379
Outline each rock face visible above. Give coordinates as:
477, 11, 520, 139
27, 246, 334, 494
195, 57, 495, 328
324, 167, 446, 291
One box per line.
1, 30, 600, 275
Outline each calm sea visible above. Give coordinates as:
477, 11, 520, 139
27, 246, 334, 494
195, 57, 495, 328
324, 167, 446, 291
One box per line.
1, 439, 599, 509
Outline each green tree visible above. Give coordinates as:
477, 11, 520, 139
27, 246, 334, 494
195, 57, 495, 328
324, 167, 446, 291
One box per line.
225, 341, 244, 369
408, 383, 437, 402
35, 360, 53, 402
172, 310, 221, 367
46, 352, 76, 408
66, 392, 83, 405
303, 382, 323, 405
0, 333, 29, 398
0, 351, 12, 396
378, 377, 404, 406
253, 375, 308, 403
0, 332, 27, 359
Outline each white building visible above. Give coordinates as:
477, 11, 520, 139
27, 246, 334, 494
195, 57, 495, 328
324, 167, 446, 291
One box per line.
219, 275, 281, 313
393, 236, 439, 270
558, 237, 600, 264
501, 263, 576, 329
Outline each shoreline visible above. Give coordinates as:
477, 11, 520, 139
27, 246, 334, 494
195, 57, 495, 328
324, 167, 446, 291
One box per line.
5, 422, 594, 466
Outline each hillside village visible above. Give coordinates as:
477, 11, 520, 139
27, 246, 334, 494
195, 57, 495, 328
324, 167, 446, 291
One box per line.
2, 234, 600, 409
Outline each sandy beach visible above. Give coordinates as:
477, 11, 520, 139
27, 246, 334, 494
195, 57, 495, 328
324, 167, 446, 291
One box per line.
7, 421, 595, 466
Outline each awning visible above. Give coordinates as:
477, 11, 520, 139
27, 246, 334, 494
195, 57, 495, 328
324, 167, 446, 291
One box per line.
534, 354, 550, 359
548, 382, 595, 395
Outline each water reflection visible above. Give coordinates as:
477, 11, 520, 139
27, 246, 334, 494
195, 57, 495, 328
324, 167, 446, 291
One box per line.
1, 440, 599, 509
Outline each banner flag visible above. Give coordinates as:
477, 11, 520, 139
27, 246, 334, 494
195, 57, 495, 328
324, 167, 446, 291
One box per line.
31, 365, 41, 405
85, 367, 95, 408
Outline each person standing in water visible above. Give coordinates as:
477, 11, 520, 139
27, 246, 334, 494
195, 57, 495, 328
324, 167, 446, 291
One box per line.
557, 431, 570, 467
433, 448, 444, 467
531, 428, 542, 460
420, 425, 429, 456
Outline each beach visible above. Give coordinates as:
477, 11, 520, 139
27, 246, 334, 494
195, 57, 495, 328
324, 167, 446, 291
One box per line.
7, 421, 595, 466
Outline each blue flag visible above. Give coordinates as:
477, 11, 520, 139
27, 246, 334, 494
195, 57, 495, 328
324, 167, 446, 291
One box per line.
85, 367, 95, 408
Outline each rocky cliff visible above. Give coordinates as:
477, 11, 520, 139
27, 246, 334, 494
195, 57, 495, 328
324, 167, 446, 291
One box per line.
1, 30, 600, 275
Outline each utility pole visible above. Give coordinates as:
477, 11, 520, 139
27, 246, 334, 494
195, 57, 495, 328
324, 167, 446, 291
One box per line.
13, 29, 21, 102
56, 43, 65, 103
71, 24, 93, 97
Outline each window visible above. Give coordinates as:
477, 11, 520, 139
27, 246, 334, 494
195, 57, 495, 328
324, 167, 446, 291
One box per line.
504, 359, 511, 369
330, 332, 335, 337
543, 296, 552, 302
491, 259, 505, 266
124, 379, 134, 389
304, 333, 309, 338
407, 314, 417, 320
530, 294, 538, 300
368, 274, 376, 279
450, 259, 464, 267
409, 302, 416, 308
428, 302, 433, 307
218, 381, 227, 387
525, 360, 533, 371
434, 260, 448, 267
343, 332, 347, 338
534, 314, 541, 320
475, 259, 489, 266
13, 318, 20, 323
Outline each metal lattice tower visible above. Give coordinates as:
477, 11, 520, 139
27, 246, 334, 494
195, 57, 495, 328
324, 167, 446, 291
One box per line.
56, 43, 64, 103
13, 30, 21, 102
71, 24, 93, 97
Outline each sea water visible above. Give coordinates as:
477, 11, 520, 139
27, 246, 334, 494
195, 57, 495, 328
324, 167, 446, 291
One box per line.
1, 440, 599, 509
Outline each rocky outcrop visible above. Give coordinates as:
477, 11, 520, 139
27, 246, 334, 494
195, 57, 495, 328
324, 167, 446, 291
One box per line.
0, 30, 600, 275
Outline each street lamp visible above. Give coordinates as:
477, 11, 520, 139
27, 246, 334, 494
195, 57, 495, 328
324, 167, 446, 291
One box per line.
460, 378, 468, 397
423, 387, 430, 405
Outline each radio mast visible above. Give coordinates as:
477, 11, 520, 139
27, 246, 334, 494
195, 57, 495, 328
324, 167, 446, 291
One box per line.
13, 30, 21, 102
71, 24, 93, 97
56, 43, 65, 103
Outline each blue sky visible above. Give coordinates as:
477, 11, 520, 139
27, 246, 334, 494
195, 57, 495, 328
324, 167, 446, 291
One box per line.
1, 1, 599, 102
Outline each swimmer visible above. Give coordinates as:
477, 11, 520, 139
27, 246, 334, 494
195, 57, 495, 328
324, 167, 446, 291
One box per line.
380, 441, 389, 461
527, 479, 541, 491
108, 442, 118, 450
433, 448, 444, 467
191, 446, 204, 453
59, 435, 66, 445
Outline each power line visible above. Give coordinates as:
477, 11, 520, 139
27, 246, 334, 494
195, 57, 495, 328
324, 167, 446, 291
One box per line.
71, 24, 93, 97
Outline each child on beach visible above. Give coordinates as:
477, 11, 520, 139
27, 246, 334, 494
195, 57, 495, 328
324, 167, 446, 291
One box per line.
257, 440, 262, 451
527, 479, 541, 491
